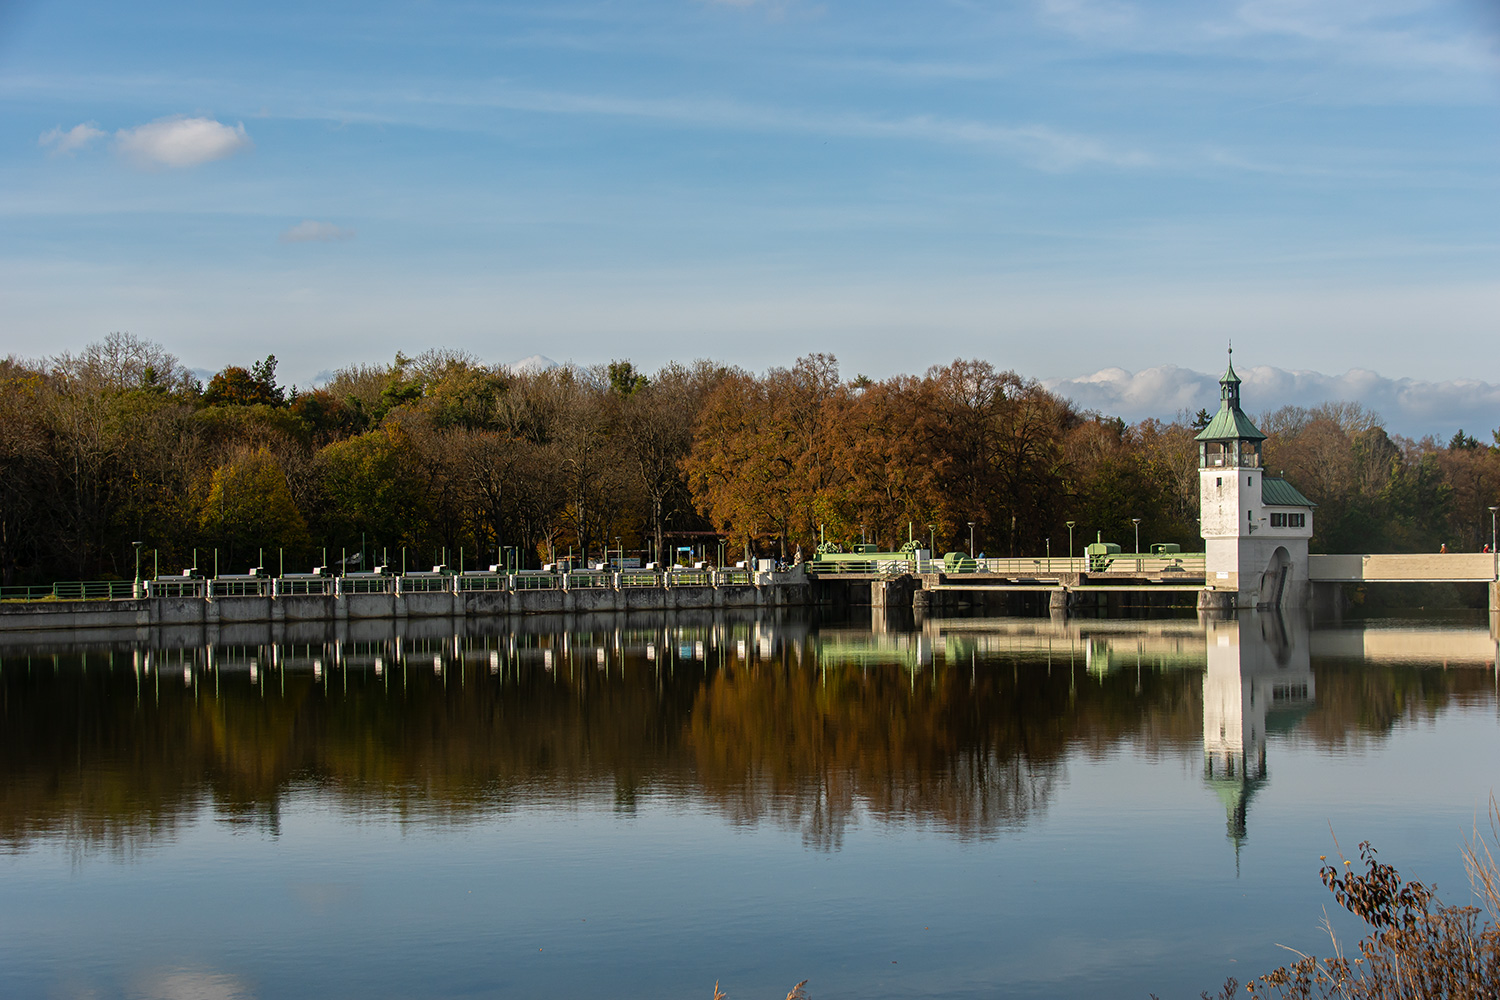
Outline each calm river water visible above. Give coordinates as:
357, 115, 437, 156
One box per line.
1, 608, 1496, 999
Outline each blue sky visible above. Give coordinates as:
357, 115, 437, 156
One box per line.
2, 0, 1498, 425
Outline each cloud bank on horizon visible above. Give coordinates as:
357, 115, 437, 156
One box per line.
1047, 364, 1500, 441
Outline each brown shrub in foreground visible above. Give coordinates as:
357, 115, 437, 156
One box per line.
1165, 800, 1500, 999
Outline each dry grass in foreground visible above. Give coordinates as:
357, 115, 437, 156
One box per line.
713, 980, 807, 1000
1163, 798, 1500, 999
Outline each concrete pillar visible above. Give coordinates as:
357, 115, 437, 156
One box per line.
1198, 588, 1235, 612
1048, 588, 1068, 613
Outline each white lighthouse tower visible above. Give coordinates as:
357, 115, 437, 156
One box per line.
1197, 351, 1317, 609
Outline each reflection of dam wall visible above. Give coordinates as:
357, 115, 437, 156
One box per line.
0, 608, 818, 659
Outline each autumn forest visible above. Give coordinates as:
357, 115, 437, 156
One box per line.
1, 332, 1495, 586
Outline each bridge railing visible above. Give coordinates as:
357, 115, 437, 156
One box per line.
8, 564, 809, 603
210, 576, 273, 598
456, 572, 507, 592
393, 573, 447, 594
146, 578, 207, 599
1090, 555, 1205, 575
341, 573, 398, 595
620, 571, 663, 588
3, 580, 141, 601
274, 576, 336, 596
512, 571, 563, 591
565, 571, 612, 590
970, 557, 1085, 576
668, 569, 712, 587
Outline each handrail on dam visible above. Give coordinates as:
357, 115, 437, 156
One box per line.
133, 567, 778, 599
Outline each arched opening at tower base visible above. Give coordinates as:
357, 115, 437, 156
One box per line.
1258, 546, 1291, 608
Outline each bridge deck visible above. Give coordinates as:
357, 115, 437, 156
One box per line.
1308, 553, 1496, 584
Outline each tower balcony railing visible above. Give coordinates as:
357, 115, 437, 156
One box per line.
1202, 452, 1261, 468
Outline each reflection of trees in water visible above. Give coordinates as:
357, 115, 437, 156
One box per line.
0, 656, 706, 853
687, 655, 1202, 848
2, 640, 1489, 855
1296, 661, 1496, 749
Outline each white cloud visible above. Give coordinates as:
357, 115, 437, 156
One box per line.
1046, 364, 1500, 439
279, 220, 355, 243
38, 122, 104, 155
114, 116, 252, 169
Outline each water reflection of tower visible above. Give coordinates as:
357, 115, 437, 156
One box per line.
1202, 613, 1315, 858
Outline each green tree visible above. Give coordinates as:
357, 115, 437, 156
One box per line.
199, 448, 309, 569
203, 356, 284, 407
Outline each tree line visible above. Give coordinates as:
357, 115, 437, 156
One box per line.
1, 332, 1495, 584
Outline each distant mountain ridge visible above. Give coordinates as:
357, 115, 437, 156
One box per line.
1045, 365, 1500, 441
507, 354, 558, 374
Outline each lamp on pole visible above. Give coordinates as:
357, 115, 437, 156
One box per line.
1489, 506, 1497, 580
132, 541, 143, 597
1065, 521, 1075, 565
1131, 518, 1142, 555
927, 523, 935, 559
968, 521, 975, 559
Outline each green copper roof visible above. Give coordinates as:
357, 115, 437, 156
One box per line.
1195, 406, 1266, 442
1261, 477, 1316, 508
1196, 348, 1266, 442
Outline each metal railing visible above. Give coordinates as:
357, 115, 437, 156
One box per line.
1090, 555, 1204, 574
620, 571, 663, 588
5, 565, 795, 603
146, 578, 207, 598
974, 557, 1085, 576
456, 572, 507, 592
340, 574, 398, 595
274, 576, 335, 596
394, 573, 447, 594
565, 571, 612, 590
512, 572, 563, 591
1, 580, 139, 601
808, 559, 883, 574
210, 577, 273, 598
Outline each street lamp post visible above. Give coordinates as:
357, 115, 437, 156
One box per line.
132, 541, 143, 598
968, 521, 975, 559
1066, 521, 1076, 567
1131, 518, 1142, 560
1489, 506, 1497, 582
927, 524, 935, 562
